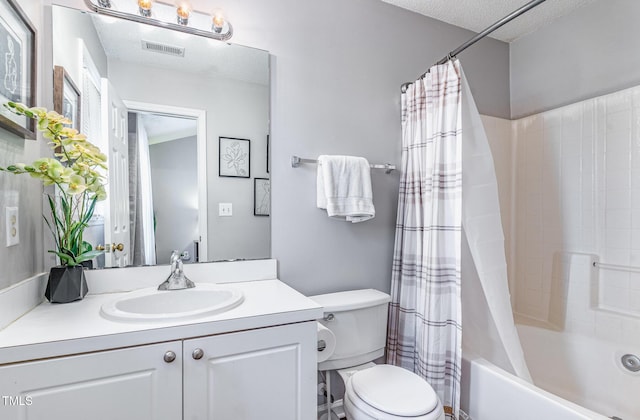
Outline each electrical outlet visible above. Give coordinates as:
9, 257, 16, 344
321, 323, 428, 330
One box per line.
219, 203, 233, 217
6, 207, 19, 247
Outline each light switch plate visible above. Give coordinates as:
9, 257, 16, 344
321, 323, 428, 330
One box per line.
219, 203, 233, 217
6, 207, 18, 247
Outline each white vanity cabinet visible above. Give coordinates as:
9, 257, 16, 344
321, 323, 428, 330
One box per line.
0, 274, 322, 420
0, 321, 317, 420
0, 341, 183, 420
183, 321, 317, 420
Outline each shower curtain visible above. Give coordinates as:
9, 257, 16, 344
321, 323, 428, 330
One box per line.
128, 113, 157, 266
458, 69, 531, 382
387, 59, 530, 420
387, 60, 463, 419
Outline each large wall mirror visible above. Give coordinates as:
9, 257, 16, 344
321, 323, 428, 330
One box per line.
52, 5, 270, 268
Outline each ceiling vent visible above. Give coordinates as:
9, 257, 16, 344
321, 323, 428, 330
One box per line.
141, 40, 185, 57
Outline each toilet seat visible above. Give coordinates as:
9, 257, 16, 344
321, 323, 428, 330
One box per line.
344, 364, 444, 420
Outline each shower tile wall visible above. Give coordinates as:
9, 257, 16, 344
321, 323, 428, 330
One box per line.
512, 100, 596, 321
506, 84, 640, 340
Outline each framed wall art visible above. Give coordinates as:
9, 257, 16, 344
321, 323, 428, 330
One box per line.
0, 0, 36, 139
219, 136, 250, 178
53, 66, 81, 130
254, 178, 270, 216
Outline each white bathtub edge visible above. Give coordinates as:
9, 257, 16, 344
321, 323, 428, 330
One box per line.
461, 352, 609, 420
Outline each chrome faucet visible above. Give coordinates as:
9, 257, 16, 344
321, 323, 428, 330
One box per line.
158, 250, 195, 290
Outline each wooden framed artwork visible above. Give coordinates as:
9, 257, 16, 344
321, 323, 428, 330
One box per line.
0, 0, 37, 139
254, 178, 270, 216
219, 136, 250, 178
53, 66, 81, 130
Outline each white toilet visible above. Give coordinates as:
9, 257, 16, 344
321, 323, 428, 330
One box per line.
310, 289, 446, 420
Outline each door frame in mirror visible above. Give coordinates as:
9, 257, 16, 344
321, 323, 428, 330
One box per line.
123, 100, 208, 263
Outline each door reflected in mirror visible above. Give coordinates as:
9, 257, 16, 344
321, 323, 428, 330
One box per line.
52, 5, 270, 268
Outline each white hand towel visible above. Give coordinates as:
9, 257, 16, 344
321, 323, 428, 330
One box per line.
316, 155, 375, 223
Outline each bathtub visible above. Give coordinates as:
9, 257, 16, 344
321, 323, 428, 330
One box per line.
460, 353, 607, 420
461, 324, 639, 420
517, 323, 639, 420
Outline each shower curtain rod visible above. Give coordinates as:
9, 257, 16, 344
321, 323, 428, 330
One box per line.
401, 0, 547, 93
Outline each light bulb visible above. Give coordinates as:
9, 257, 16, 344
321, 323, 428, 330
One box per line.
212, 13, 225, 33
176, 2, 191, 25
138, 0, 153, 17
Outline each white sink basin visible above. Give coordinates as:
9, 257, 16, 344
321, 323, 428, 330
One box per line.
100, 283, 244, 323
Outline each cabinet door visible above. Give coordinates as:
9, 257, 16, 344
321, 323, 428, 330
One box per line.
0, 341, 182, 420
184, 321, 317, 420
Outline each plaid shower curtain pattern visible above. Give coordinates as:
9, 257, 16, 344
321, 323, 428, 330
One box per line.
387, 60, 462, 419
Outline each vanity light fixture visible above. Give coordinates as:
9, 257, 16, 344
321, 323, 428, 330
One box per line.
84, 0, 233, 41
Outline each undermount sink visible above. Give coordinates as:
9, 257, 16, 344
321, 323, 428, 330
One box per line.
100, 283, 244, 323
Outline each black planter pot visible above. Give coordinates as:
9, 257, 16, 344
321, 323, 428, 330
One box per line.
45, 266, 88, 303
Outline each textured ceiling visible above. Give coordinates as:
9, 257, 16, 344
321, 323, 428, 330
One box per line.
379, 0, 596, 42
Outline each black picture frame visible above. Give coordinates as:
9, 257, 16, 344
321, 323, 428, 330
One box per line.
53, 66, 81, 131
254, 178, 270, 216
219, 136, 250, 178
0, 0, 36, 139
266, 134, 269, 174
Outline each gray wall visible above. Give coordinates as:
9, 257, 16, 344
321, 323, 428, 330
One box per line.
0, 0, 48, 290
149, 137, 198, 264
510, 0, 640, 118
220, 0, 510, 295
52, 5, 107, 84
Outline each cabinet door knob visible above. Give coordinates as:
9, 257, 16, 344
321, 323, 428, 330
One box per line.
192, 348, 204, 360
164, 351, 176, 363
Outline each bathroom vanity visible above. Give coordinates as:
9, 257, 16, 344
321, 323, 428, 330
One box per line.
0, 260, 322, 420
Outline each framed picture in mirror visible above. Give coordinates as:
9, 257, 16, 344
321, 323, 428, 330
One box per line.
219, 136, 250, 178
53, 65, 81, 130
0, 0, 36, 139
254, 178, 270, 216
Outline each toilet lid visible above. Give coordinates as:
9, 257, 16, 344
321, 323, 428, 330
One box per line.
350, 365, 439, 417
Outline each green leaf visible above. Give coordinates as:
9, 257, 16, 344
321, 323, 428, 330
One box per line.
48, 250, 78, 266
46, 195, 64, 241
75, 250, 103, 263
80, 240, 92, 254
42, 215, 60, 251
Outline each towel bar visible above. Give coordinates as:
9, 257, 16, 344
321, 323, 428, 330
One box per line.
593, 261, 640, 274
291, 155, 396, 174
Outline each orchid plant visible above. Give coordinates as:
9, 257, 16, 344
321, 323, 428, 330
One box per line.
1, 102, 108, 266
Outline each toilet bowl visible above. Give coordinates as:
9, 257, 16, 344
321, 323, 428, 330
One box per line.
340, 364, 445, 420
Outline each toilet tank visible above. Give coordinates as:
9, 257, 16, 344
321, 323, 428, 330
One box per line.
310, 289, 391, 371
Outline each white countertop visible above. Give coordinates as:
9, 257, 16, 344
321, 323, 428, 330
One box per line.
0, 279, 323, 365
